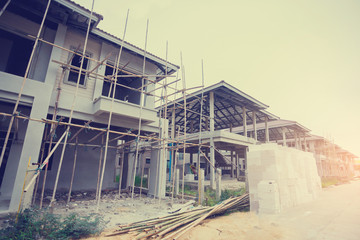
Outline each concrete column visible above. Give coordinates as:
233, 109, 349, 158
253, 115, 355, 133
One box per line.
242, 106, 247, 137
169, 109, 176, 181
230, 150, 234, 178
148, 118, 168, 198
8, 24, 66, 210
199, 169, 205, 205
240, 152, 244, 170
252, 111, 257, 141
9, 88, 52, 210
282, 127, 287, 147
265, 116, 269, 143
209, 91, 215, 189
303, 135, 308, 152
236, 151, 240, 178
294, 132, 298, 149
175, 168, 179, 196
244, 148, 249, 192
216, 169, 222, 201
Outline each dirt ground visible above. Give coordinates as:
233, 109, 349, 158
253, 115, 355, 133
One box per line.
45, 178, 244, 229
86, 211, 300, 240
50, 192, 186, 229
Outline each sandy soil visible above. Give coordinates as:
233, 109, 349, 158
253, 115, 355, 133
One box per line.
85, 211, 300, 240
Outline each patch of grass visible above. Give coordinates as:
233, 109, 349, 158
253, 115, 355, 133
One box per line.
204, 188, 246, 207
0, 208, 104, 240
321, 177, 340, 188
204, 188, 217, 206
179, 184, 198, 196
220, 188, 246, 201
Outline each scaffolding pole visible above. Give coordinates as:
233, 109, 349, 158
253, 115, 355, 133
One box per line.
180, 52, 187, 202
197, 60, 205, 205
67, 137, 78, 204
97, 9, 129, 210
49, 0, 95, 208
131, 19, 149, 200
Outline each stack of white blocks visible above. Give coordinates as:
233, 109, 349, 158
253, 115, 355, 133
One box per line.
248, 143, 321, 214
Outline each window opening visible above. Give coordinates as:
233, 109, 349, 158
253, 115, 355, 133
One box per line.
65, 50, 90, 86
102, 64, 143, 105
0, 28, 33, 77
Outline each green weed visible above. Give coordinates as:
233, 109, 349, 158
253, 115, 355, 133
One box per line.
0, 208, 104, 240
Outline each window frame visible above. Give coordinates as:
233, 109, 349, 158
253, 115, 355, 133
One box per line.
63, 47, 92, 88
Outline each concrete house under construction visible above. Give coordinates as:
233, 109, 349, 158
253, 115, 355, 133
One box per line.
0, 0, 357, 217
0, 0, 178, 212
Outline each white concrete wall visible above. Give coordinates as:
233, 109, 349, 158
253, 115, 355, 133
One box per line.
248, 143, 321, 214
36, 131, 117, 192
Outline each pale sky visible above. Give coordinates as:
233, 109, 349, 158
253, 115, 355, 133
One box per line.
75, 0, 360, 157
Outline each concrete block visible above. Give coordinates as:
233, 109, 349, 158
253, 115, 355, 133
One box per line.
258, 180, 280, 214
248, 144, 321, 213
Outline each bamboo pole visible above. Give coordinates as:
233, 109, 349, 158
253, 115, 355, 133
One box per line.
32, 123, 48, 206
163, 201, 225, 240
49, 0, 95, 208
157, 41, 169, 204
180, 52, 187, 202
86, 131, 104, 143
171, 126, 180, 204
0, 0, 11, 17
0, 0, 51, 170
97, 9, 129, 210
68, 121, 91, 142
40, 127, 54, 209
145, 78, 181, 94
139, 151, 146, 197
52, 59, 161, 99
16, 157, 31, 223
29, 36, 177, 90
43, 141, 117, 149
67, 137, 78, 204
197, 60, 205, 205
153, 85, 165, 200
131, 19, 149, 200
96, 135, 104, 201
0, 112, 212, 150
118, 147, 125, 197
24, 131, 67, 192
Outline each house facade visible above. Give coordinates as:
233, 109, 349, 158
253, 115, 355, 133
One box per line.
0, 0, 178, 212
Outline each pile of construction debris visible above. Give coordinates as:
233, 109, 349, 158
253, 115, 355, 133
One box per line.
107, 194, 249, 239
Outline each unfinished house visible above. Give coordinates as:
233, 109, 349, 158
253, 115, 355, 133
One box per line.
159, 81, 279, 189
159, 82, 326, 212
0, 0, 179, 213
286, 134, 357, 179
240, 119, 357, 180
